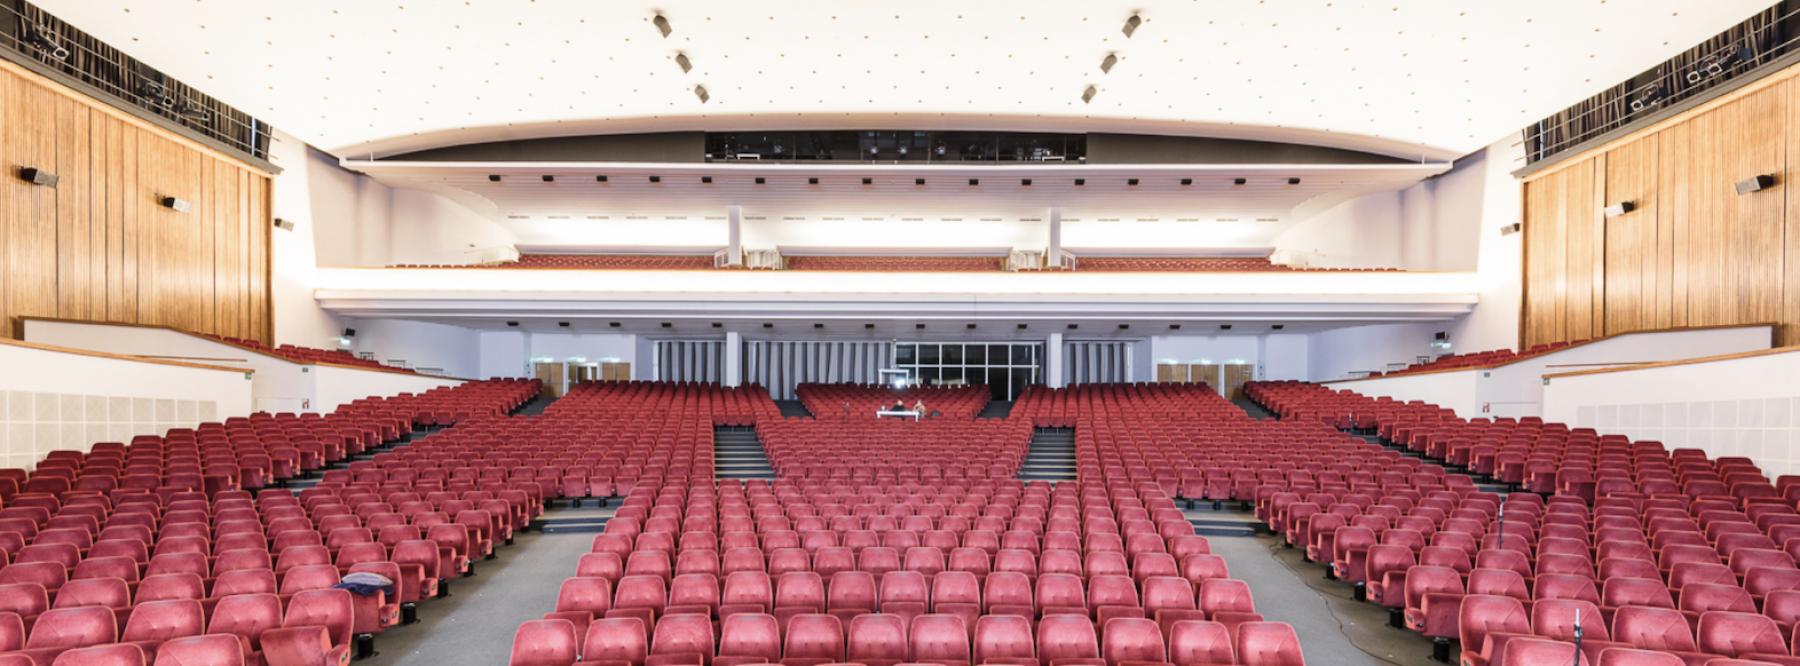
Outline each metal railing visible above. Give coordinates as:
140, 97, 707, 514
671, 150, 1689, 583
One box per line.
0, 1, 272, 161
1521, 3, 1798, 165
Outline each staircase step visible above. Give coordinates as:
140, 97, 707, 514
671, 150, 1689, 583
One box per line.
716, 426, 778, 479
1017, 427, 1080, 482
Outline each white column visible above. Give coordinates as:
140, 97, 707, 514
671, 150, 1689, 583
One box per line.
723, 331, 743, 387
727, 205, 743, 266
1047, 205, 1062, 264
1046, 333, 1064, 388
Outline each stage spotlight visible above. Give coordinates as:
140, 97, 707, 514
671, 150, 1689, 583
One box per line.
1082, 86, 1097, 104
488, 175, 502, 182
694, 85, 710, 103
1100, 54, 1118, 74
1122, 15, 1142, 38
675, 53, 693, 74
1288, 178, 1301, 185
542, 175, 555, 182
18, 168, 57, 188
1629, 85, 1664, 113
1234, 178, 1246, 185
653, 15, 672, 38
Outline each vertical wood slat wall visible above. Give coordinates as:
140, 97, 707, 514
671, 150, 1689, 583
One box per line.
0, 61, 271, 342
1524, 70, 1800, 349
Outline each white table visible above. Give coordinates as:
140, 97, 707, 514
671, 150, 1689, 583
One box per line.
876, 410, 922, 421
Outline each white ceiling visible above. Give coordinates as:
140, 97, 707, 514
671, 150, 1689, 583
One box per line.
39, 0, 1772, 161
345, 160, 1450, 246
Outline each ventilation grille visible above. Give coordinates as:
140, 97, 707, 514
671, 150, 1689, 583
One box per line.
3, 1, 272, 161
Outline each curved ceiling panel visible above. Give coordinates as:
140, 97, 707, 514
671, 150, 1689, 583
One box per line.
39, 0, 1768, 160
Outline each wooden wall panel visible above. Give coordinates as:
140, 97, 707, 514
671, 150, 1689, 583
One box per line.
1604, 137, 1659, 335
1526, 72, 1800, 348
0, 62, 271, 343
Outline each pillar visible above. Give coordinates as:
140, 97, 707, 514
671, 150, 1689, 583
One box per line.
727, 205, 743, 266
723, 331, 743, 387
1048, 205, 1062, 264
1046, 333, 1065, 388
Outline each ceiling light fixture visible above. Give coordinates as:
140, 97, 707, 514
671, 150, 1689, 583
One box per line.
1122, 15, 1142, 38
701, 176, 712, 183
649, 176, 661, 183
763, 323, 774, 328
1021, 179, 1032, 186
675, 53, 693, 74
1629, 85, 1664, 113
1169, 324, 1180, 330
1118, 324, 1130, 330
1100, 54, 1118, 74
609, 322, 621, 327
1128, 179, 1139, 186
814, 323, 824, 329
808, 177, 819, 185
1220, 324, 1233, 330
542, 175, 555, 182
1287, 178, 1301, 185
711, 322, 722, 328
653, 14, 672, 38
1067, 324, 1079, 330
1180, 178, 1192, 186
1082, 86, 1098, 104
488, 175, 502, 182
1074, 179, 1085, 186
1272, 325, 1285, 330
661, 322, 672, 328
916, 324, 926, 330
693, 85, 709, 104
1233, 178, 1246, 185
862, 177, 873, 185
754, 177, 766, 184
969, 178, 979, 186
559, 322, 570, 327
967, 324, 977, 330
596, 175, 608, 182
915, 178, 926, 185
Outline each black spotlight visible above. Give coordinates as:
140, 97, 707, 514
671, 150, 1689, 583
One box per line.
1180, 178, 1192, 186
967, 324, 977, 329
1074, 179, 1086, 186
814, 323, 824, 329
1021, 179, 1032, 186
969, 179, 979, 186
1220, 324, 1233, 330
916, 178, 926, 185
865, 323, 875, 329
488, 175, 502, 182
711, 322, 722, 328
1233, 178, 1246, 185
661, 322, 672, 328
542, 175, 555, 182
755, 177, 766, 184
1272, 324, 1285, 330
342, 328, 357, 338
649, 176, 661, 183
161, 197, 191, 213
596, 175, 608, 182
1169, 324, 1180, 330
1128, 179, 1139, 186
1017, 324, 1028, 330
18, 168, 57, 188
1118, 324, 1130, 330
808, 177, 819, 185
863, 177, 873, 185
506, 321, 519, 327
609, 322, 621, 327
559, 322, 570, 327
916, 324, 926, 330
702, 176, 713, 184
1288, 178, 1301, 185
763, 323, 774, 328
1067, 324, 1078, 330
1736, 175, 1776, 195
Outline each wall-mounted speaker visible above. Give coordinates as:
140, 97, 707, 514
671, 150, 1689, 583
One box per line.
18, 167, 57, 188
161, 197, 191, 213
1499, 222, 1522, 237
1735, 175, 1775, 195
1603, 201, 1635, 217
273, 219, 296, 231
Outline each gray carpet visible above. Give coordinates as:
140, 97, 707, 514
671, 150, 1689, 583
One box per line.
1194, 507, 1436, 666
366, 505, 608, 666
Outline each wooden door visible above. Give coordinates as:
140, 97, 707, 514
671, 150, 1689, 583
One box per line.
571, 365, 598, 384
600, 362, 631, 381
1221, 364, 1255, 400
1156, 364, 1189, 383
534, 362, 567, 397
1197, 365, 1221, 393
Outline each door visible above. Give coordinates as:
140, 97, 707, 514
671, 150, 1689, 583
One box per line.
571, 365, 598, 385
1221, 364, 1255, 400
534, 362, 567, 397
1197, 365, 1221, 393
1157, 364, 1188, 383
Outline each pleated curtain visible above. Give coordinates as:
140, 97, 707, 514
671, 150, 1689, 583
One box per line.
744, 341, 896, 399
1064, 341, 1132, 385
654, 340, 725, 383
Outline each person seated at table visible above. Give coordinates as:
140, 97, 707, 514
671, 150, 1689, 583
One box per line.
892, 399, 907, 412
913, 399, 928, 416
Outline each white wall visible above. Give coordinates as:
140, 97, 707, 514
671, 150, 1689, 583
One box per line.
1444, 138, 1527, 354
1263, 334, 1310, 381
268, 131, 346, 348
312, 366, 463, 414
1334, 325, 1774, 420
480, 332, 529, 380
1543, 350, 1800, 476
1270, 191, 1404, 270
1307, 322, 1443, 382
389, 188, 520, 266
0, 341, 253, 469
342, 318, 483, 379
